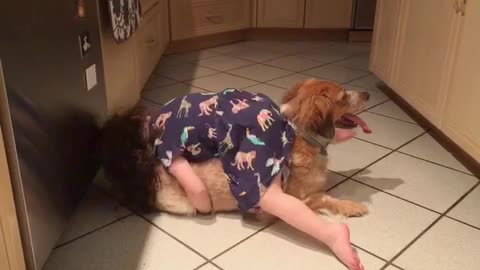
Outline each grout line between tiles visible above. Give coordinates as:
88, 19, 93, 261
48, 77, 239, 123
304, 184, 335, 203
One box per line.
354, 99, 392, 115
141, 97, 163, 106
392, 265, 407, 270
208, 261, 225, 270
53, 214, 133, 249
152, 47, 373, 96
327, 132, 427, 192
351, 137, 394, 151
223, 70, 295, 85
339, 72, 374, 85
365, 111, 419, 126
194, 61, 259, 73
445, 215, 480, 232
349, 179, 442, 215
379, 180, 480, 270
396, 150, 476, 177
192, 262, 210, 270
207, 221, 275, 262
92, 188, 216, 264
142, 78, 179, 91
193, 261, 224, 270
347, 133, 475, 179
135, 214, 211, 261
352, 243, 388, 263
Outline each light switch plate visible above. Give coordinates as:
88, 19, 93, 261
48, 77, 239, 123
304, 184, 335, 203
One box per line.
85, 64, 97, 91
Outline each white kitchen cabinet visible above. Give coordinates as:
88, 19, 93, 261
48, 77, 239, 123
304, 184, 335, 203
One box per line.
100, 0, 169, 113
390, 0, 463, 126
135, 1, 169, 90
371, 0, 480, 161
443, 0, 480, 161
170, 0, 251, 40
305, 0, 353, 28
257, 0, 305, 28
369, 0, 403, 83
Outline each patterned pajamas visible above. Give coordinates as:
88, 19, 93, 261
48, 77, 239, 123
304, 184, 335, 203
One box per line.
151, 89, 295, 212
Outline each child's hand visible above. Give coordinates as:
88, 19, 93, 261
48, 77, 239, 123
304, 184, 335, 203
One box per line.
169, 156, 212, 214
334, 128, 356, 144
188, 188, 212, 214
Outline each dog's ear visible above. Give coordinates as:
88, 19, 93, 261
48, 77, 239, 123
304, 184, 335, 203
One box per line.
282, 81, 303, 104
281, 81, 305, 118
299, 94, 335, 139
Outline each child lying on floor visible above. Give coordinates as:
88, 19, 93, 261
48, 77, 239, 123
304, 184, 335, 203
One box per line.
154, 88, 364, 270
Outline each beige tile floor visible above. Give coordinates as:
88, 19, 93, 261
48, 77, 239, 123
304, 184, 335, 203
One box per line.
44, 41, 480, 270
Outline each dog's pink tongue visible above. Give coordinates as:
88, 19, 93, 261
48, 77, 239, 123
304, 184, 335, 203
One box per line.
343, 113, 372, 134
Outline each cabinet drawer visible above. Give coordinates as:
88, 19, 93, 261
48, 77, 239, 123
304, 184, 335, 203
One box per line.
305, 0, 353, 28
171, 0, 250, 40
135, 4, 164, 89
257, 0, 306, 28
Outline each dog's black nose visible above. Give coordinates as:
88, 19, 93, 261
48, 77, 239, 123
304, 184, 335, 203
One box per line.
360, 92, 370, 101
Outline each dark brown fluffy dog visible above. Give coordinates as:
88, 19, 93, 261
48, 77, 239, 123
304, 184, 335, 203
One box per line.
99, 80, 370, 217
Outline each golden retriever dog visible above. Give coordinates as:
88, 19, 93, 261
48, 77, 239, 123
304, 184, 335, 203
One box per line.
99, 79, 370, 218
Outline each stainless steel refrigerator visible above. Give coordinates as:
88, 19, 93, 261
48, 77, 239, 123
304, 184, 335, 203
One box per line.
0, 0, 107, 269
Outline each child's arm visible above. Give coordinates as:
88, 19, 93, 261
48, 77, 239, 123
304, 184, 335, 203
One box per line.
168, 156, 212, 214
332, 128, 356, 144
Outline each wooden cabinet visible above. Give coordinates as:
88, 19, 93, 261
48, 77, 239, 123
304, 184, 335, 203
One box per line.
390, 0, 462, 126
0, 123, 25, 270
100, 0, 169, 113
257, 0, 305, 28
371, 0, 480, 161
443, 0, 480, 161
0, 63, 25, 270
369, 0, 402, 84
99, 28, 138, 113
170, 0, 251, 40
135, 1, 169, 90
305, 0, 353, 28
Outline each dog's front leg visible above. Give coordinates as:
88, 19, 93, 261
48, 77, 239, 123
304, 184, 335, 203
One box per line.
305, 193, 368, 217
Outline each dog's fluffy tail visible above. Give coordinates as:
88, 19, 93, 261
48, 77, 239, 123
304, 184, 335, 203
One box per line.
98, 107, 160, 211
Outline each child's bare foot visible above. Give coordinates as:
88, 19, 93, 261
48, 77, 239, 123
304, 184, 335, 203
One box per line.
325, 223, 364, 270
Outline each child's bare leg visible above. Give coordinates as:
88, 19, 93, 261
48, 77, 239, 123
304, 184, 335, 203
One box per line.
168, 156, 212, 213
258, 175, 364, 270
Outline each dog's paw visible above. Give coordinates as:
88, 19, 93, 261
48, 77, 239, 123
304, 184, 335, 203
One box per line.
337, 201, 369, 217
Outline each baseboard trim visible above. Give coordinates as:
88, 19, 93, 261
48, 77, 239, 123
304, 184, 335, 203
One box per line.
378, 83, 480, 178
166, 28, 350, 54
165, 30, 250, 54
248, 28, 349, 41
348, 30, 373, 42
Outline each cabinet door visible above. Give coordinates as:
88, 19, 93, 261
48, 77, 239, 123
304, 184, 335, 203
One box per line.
170, 0, 251, 40
257, 0, 305, 28
0, 66, 26, 270
392, 0, 462, 126
370, 0, 402, 83
100, 7, 138, 113
135, 3, 166, 90
305, 0, 353, 28
443, 0, 480, 161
